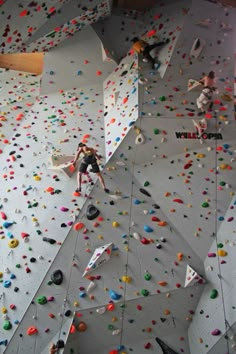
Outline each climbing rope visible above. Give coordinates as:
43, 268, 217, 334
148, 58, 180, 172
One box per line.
212, 117, 230, 353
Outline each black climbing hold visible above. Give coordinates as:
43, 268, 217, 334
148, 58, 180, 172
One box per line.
160, 318, 166, 323
30, 257, 36, 263
121, 70, 128, 77
51, 270, 63, 285
56, 340, 64, 349
42, 237, 56, 244
86, 204, 100, 220
152, 204, 160, 209
64, 310, 71, 317
109, 201, 115, 205
155, 337, 178, 354
139, 188, 151, 197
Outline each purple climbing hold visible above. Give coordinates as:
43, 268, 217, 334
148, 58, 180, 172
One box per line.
211, 329, 221, 336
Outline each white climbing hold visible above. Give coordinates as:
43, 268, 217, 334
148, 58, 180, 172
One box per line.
133, 232, 141, 241
135, 133, 145, 145
87, 281, 96, 293
112, 329, 122, 335
96, 307, 106, 314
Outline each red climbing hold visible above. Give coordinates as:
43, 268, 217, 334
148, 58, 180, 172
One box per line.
173, 198, 184, 204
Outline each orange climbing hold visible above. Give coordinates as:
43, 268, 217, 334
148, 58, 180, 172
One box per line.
45, 187, 54, 193
177, 252, 183, 261
164, 309, 171, 315
158, 221, 167, 226
158, 281, 167, 286
73, 222, 84, 231
78, 321, 87, 332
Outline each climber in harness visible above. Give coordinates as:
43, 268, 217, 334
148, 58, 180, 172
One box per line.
72, 143, 109, 193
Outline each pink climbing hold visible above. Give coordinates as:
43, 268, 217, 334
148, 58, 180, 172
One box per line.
211, 329, 221, 336
0, 211, 7, 220
208, 253, 216, 257
60, 206, 69, 212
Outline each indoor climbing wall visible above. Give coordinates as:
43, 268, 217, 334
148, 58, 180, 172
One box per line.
103, 53, 139, 160
40, 25, 116, 94
0, 0, 111, 54
0, 0, 236, 353
0, 80, 108, 351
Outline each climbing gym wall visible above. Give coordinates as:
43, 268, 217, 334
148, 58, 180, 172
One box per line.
103, 53, 139, 160
0, 0, 236, 353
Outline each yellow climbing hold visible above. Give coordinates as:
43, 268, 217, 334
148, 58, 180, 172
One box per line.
33, 175, 41, 181
73, 301, 79, 307
8, 239, 19, 248
112, 221, 119, 228
1, 307, 7, 314
97, 235, 103, 240
196, 153, 205, 158
0, 272, 3, 278
217, 249, 227, 257
121, 275, 132, 283
219, 164, 227, 170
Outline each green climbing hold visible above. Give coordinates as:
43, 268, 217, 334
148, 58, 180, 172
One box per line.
153, 128, 160, 135
37, 296, 47, 305
159, 96, 166, 102
219, 181, 225, 186
144, 272, 152, 281
3, 320, 12, 330
144, 181, 150, 187
108, 324, 114, 330
210, 289, 218, 299
201, 202, 209, 208
141, 289, 150, 297
217, 243, 224, 249
16, 264, 21, 268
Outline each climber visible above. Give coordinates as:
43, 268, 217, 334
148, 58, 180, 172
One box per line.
72, 143, 109, 193
131, 36, 169, 69
49, 343, 58, 354
199, 70, 216, 89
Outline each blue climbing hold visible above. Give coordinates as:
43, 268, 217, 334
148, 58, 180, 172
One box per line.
109, 290, 122, 301
144, 225, 154, 233
218, 216, 224, 221
223, 144, 229, 149
3, 281, 11, 288
3, 221, 15, 229
133, 199, 141, 205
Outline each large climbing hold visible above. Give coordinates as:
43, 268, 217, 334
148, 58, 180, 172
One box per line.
155, 337, 178, 353
51, 269, 63, 285
86, 204, 100, 220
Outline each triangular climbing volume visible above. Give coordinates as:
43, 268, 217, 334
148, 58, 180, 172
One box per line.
184, 265, 205, 288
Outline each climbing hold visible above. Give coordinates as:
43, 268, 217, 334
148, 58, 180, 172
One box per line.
109, 290, 122, 301
0, 211, 7, 220
144, 272, 152, 281
3, 281, 11, 288
73, 222, 84, 231
8, 239, 19, 248
141, 289, 149, 297
177, 253, 183, 261
27, 326, 38, 335
217, 249, 227, 257
211, 329, 221, 336
86, 204, 100, 220
210, 289, 218, 299
78, 321, 87, 332
37, 296, 47, 305
133, 232, 141, 241
42, 237, 56, 244
164, 309, 170, 315
139, 188, 151, 197
143, 225, 153, 233
173, 198, 184, 204
3, 221, 15, 229
60, 206, 69, 212
121, 275, 132, 283
208, 253, 216, 258
144, 181, 150, 187
112, 221, 119, 228
51, 270, 63, 285
158, 281, 167, 287
107, 304, 115, 311
201, 202, 209, 208
135, 133, 145, 145
153, 128, 160, 135
3, 321, 12, 331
